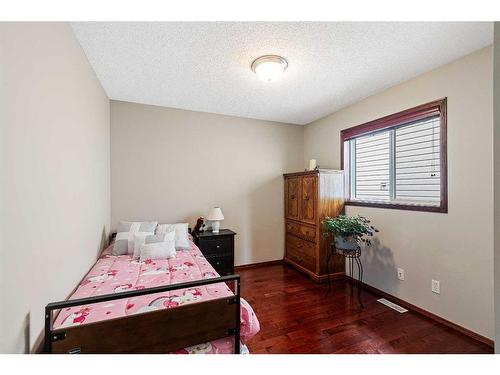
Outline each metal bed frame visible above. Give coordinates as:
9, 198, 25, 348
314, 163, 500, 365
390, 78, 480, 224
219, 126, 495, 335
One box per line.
44, 275, 241, 354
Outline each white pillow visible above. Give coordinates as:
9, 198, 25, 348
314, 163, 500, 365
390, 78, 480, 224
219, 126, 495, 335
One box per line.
133, 229, 175, 259
133, 233, 148, 259
112, 221, 158, 256
112, 231, 134, 256
156, 223, 190, 250
139, 230, 176, 262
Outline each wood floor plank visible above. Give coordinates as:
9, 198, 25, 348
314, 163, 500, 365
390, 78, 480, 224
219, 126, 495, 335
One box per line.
239, 263, 492, 354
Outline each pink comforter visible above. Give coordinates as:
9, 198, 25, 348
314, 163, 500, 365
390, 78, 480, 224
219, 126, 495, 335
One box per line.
53, 240, 260, 354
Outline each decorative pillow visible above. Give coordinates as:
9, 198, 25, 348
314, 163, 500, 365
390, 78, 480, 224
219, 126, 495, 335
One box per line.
112, 232, 132, 255
139, 230, 176, 262
133, 230, 174, 259
156, 223, 190, 250
112, 220, 158, 256
133, 233, 148, 259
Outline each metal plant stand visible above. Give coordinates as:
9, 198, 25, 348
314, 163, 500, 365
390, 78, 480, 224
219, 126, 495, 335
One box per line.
326, 244, 364, 308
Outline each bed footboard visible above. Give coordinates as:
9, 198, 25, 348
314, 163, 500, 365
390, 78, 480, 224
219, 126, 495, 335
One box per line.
44, 275, 241, 354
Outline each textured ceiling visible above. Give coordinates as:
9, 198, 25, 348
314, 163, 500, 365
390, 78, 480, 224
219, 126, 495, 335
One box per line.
72, 22, 493, 125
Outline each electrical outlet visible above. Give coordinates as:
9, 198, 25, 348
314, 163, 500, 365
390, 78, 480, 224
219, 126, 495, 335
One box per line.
397, 268, 405, 281
432, 279, 440, 294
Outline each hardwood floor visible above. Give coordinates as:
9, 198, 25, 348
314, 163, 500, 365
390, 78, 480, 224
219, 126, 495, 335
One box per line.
238, 263, 492, 354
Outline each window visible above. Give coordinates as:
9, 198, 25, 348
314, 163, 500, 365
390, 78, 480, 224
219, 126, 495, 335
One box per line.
341, 98, 447, 213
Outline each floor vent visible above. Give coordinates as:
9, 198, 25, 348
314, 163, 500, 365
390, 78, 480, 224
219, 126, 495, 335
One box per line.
377, 298, 408, 313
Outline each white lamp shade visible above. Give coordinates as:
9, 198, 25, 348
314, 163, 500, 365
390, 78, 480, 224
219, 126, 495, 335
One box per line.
207, 207, 224, 221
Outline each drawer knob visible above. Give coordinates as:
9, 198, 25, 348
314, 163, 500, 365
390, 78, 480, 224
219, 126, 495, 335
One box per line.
216, 245, 220, 249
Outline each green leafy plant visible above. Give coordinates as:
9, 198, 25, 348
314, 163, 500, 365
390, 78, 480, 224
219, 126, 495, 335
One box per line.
322, 215, 379, 246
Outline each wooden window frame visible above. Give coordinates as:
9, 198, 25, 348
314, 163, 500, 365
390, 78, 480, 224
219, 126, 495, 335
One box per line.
340, 98, 448, 213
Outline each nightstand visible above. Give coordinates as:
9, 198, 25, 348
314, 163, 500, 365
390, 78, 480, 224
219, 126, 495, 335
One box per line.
192, 229, 236, 276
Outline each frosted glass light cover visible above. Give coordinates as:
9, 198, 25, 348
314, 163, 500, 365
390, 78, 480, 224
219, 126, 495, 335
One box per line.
251, 55, 288, 82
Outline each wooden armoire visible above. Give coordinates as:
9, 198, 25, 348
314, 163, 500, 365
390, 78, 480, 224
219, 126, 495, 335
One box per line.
283, 169, 345, 282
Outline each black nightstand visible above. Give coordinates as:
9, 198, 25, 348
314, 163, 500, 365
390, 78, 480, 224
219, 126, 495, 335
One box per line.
192, 229, 236, 276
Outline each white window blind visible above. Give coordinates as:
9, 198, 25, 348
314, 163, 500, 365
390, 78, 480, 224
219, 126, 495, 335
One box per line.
346, 115, 442, 207
395, 117, 441, 204
353, 131, 390, 201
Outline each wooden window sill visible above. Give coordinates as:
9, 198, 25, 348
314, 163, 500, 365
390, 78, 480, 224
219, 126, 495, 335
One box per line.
345, 199, 447, 213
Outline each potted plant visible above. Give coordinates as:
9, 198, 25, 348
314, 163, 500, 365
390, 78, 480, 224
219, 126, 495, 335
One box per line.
322, 215, 378, 251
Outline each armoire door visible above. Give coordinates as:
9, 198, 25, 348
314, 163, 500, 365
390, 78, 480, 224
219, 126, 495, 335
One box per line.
301, 175, 317, 225
285, 177, 301, 221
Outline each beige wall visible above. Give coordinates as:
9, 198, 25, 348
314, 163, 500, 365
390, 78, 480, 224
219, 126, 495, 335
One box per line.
110, 101, 303, 266
494, 23, 500, 352
0, 23, 110, 353
304, 47, 494, 339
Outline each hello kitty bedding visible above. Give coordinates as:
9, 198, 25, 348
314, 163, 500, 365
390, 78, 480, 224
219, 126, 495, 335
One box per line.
52, 240, 260, 354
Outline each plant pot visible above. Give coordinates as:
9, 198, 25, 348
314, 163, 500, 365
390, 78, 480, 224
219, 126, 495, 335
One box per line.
334, 235, 358, 251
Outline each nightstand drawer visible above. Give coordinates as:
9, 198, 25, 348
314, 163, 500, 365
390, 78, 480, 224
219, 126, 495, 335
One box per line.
206, 255, 234, 276
200, 237, 233, 256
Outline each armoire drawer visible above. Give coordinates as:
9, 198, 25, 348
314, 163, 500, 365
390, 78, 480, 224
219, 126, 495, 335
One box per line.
286, 244, 315, 271
286, 234, 316, 271
286, 234, 316, 257
286, 221, 316, 242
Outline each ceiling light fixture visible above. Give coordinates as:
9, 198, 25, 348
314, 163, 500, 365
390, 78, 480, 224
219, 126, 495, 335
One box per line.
251, 55, 288, 82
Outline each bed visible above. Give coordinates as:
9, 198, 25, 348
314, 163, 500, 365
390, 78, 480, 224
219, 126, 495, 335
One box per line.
44, 239, 260, 354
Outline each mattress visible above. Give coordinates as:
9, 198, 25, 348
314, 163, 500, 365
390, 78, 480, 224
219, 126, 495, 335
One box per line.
52, 240, 260, 354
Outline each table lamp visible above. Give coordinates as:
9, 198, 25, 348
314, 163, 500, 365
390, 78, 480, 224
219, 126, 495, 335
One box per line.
207, 206, 224, 233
